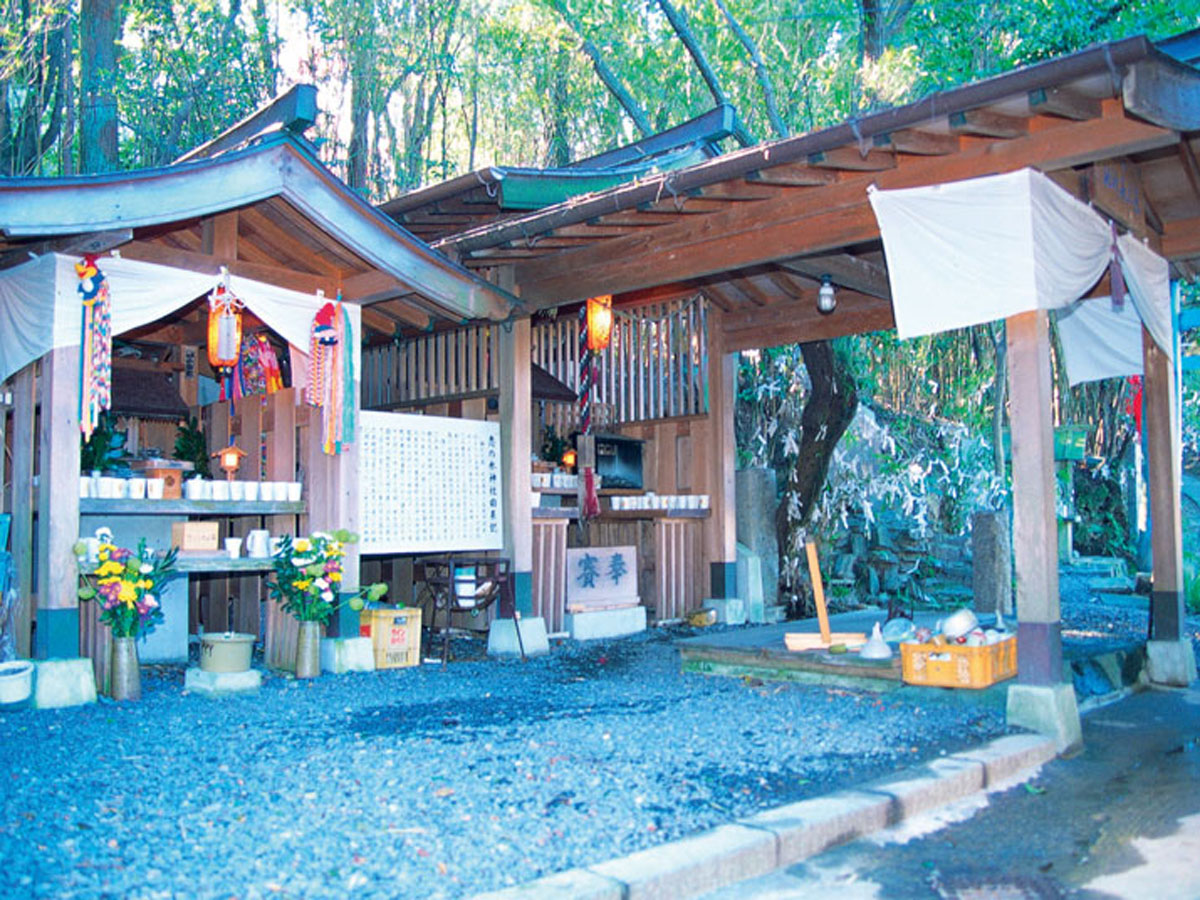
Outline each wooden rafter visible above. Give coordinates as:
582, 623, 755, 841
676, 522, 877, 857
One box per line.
781, 253, 891, 300
511, 103, 1176, 307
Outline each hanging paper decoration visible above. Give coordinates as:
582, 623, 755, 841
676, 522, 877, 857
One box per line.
77, 255, 112, 442
207, 280, 244, 371
306, 295, 356, 455
237, 333, 284, 397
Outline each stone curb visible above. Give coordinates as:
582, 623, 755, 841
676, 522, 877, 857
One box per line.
470, 733, 1056, 900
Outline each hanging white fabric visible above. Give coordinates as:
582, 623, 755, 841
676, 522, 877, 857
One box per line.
1054, 296, 1143, 386
0, 253, 361, 386
868, 167, 1172, 382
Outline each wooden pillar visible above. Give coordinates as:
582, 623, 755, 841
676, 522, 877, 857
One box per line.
1006, 311, 1062, 685
10, 365, 36, 659
35, 347, 82, 658
499, 317, 533, 613
705, 308, 737, 598
1143, 327, 1184, 641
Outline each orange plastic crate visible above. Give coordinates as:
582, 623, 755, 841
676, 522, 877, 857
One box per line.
900, 636, 1017, 689
359, 607, 422, 669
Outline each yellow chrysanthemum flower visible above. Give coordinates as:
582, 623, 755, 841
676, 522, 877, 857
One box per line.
294, 538, 311, 553
329, 572, 342, 583
293, 579, 311, 591
96, 560, 124, 577
118, 581, 137, 603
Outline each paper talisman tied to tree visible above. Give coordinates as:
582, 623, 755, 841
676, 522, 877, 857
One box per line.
566, 546, 638, 614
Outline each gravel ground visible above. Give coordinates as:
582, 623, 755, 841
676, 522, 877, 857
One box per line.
1, 626, 1009, 900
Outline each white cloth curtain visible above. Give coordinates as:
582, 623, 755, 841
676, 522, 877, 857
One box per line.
868, 167, 1172, 383
0, 253, 361, 386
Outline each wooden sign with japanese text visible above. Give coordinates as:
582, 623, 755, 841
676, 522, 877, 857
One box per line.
566, 545, 639, 607
358, 410, 503, 554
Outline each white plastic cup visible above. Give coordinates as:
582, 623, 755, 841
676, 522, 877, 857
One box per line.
127, 478, 147, 500
259, 482, 275, 502
229, 481, 245, 501
286, 482, 302, 503
79, 477, 92, 499
211, 481, 231, 502
225, 537, 242, 559
243, 481, 260, 502
146, 478, 165, 500
112, 479, 128, 499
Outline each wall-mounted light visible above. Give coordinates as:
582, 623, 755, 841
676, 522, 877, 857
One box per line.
585, 295, 614, 351
817, 275, 836, 315
561, 448, 578, 469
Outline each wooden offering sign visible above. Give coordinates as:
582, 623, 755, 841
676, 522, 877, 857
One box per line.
566, 545, 638, 613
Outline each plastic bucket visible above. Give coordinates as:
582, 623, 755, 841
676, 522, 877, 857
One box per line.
0, 660, 34, 705
199, 633, 256, 673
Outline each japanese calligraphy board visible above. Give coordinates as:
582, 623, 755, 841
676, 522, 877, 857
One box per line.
358, 410, 504, 555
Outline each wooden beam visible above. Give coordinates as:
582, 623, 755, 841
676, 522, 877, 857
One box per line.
695, 182, 782, 201
781, 253, 891, 300
0, 228, 132, 271
201, 211, 239, 259
238, 207, 343, 276
1143, 327, 1184, 643
1006, 310, 1061, 686
514, 105, 1176, 306
873, 129, 960, 156
1028, 87, 1103, 121
1160, 215, 1200, 260
122, 239, 337, 296
10, 365, 35, 658
499, 315, 533, 604
745, 164, 839, 186
807, 146, 896, 171
704, 306, 737, 583
949, 108, 1029, 138
720, 291, 895, 350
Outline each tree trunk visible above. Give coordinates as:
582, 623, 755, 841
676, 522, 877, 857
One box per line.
552, 0, 653, 137
80, 0, 121, 173
347, 62, 370, 192
548, 47, 572, 167
714, 0, 787, 139
776, 339, 859, 612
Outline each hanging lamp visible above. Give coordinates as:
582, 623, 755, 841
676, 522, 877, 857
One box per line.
207, 274, 244, 371
585, 295, 614, 351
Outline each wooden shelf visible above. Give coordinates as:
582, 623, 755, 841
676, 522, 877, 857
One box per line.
79, 499, 305, 516
173, 556, 277, 574
600, 509, 709, 520
533, 506, 579, 519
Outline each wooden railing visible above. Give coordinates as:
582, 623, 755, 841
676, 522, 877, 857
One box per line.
533, 296, 709, 426
362, 324, 497, 409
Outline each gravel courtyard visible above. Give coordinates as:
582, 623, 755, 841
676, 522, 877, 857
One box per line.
0, 627, 1008, 900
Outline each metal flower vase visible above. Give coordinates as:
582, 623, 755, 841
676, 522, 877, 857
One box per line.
295, 621, 321, 679
110, 636, 142, 701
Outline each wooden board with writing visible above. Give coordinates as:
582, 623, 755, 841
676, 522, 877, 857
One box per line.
359, 410, 503, 554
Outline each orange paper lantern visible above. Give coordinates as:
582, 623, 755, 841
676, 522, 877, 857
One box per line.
585, 295, 613, 351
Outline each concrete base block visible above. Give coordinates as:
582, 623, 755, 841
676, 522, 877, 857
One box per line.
488, 617, 550, 657
588, 823, 776, 899
1146, 639, 1197, 687
950, 733, 1057, 787
740, 789, 892, 866
565, 606, 646, 641
184, 667, 263, 697
471, 868, 623, 900
763, 605, 788, 624
321, 637, 375, 674
862, 756, 984, 820
1006, 682, 1082, 755
33, 659, 98, 709
707, 597, 746, 626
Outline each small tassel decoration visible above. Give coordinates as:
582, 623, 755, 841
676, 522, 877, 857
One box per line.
77, 255, 112, 442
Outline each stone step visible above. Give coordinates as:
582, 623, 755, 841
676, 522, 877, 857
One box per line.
763, 604, 788, 624
1086, 576, 1136, 594
1090, 592, 1148, 611
1070, 556, 1128, 578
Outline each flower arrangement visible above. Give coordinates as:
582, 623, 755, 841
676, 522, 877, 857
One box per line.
75, 530, 179, 638
269, 530, 387, 624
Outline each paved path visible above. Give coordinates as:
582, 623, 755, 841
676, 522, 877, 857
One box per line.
701, 683, 1200, 899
